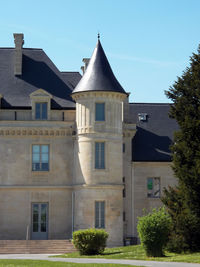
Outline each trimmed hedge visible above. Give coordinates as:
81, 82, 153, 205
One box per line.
137, 207, 171, 257
73, 228, 109, 255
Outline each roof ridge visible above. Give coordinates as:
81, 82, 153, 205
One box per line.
61, 71, 80, 74
0, 47, 14, 50
130, 102, 172, 105
23, 48, 43, 50
0, 47, 43, 50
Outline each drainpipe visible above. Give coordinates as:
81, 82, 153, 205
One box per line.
26, 225, 29, 240
72, 191, 75, 238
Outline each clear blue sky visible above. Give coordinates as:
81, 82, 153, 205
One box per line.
0, 0, 200, 103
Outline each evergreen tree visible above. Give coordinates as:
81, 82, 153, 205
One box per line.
162, 45, 200, 252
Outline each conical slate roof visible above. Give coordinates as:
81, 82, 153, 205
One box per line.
72, 40, 127, 95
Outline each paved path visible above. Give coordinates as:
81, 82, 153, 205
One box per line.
0, 254, 200, 267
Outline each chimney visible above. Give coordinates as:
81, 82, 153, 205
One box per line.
13, 33, 24, 75
81, 58, 90, 74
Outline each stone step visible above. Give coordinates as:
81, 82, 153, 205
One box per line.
0, 240, 76, 254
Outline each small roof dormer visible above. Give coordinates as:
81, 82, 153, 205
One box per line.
72, 39, 127, 95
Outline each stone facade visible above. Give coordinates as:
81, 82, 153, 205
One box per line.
0, 35, 177, 246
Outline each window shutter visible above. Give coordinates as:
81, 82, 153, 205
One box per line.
95, 202, 99, 228
100, 202, 105, 228
42, 103, 47, 119
100, 143, 105, 169
35, 103, 40, 119
95, 143, 99, 169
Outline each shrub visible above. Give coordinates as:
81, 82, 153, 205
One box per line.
137, 207, 171, 257
72, 228, 109, 255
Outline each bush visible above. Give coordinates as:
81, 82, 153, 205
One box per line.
137, 207, 171, 257
72, 228, 109, 255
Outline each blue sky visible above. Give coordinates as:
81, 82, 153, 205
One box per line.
0, 0, 200, 103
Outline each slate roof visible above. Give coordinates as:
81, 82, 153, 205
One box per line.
130, 103, 179, 162
61, 72, 82, 91
72, 40, 127, 95
0, 48, 81, 109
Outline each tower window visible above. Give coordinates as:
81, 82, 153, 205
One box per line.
95, 103, 105, 121
123, 188, 126, 198
95, 142, 105, 169
123, 143, 125, 153
123, 211, 126, 221
35, 102, 47, 120
95, 201, 105, 228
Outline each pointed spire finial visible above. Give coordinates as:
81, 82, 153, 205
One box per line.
97, 32, 100, 40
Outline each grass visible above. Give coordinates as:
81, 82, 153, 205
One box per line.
55, 244, 200, 263
0, 260, 143, 267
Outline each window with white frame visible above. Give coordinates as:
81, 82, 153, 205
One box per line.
35, 102, 48, 120
95, 201, 105, 228
95, 103, 105, 121
147, 177, 160, 198
32, 145, 49, 171
95, 142, 105, 169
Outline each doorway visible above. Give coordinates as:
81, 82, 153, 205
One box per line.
31, 203, 48, 240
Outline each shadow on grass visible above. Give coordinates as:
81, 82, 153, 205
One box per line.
102, 252, 122, 256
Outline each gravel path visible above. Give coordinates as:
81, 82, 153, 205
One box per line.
0, 254, 200, 267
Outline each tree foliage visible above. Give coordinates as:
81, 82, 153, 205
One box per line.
162, 45, 200, 252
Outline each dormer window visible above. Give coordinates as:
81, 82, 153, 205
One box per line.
35, 102, 47, 120
95, 103, 105, 121
30, 89, 52, 120
138, 113, 147, 121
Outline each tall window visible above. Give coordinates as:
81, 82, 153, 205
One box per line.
95, 142, 105, 169
32, 145, 49, 171
35, 102, 47, 120
95, 103, 105, 121
147, 177, 160, 198
95, 201, 105, 228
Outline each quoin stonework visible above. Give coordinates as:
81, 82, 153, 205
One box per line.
0, 34, 178, 246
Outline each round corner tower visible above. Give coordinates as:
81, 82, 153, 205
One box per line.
71, 39, 127, 246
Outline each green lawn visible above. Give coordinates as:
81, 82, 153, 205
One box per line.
0, 260, 142, 267
55, 244, 200, 263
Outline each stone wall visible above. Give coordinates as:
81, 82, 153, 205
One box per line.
0, 189, 72, 239
0, 111, 75, 240
131, 161, 177, 237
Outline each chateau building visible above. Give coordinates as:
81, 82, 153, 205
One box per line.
0, 34, 178, 246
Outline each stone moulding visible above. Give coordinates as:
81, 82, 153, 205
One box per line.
0, 128, 73, 137
72, 91, 126, 101
0, 185, 72, 190
0, 184, 123, 190
123, 123, 137, 138
72, 183, 124, 190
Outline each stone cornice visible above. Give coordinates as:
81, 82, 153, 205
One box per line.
0, 185, 72, 190
0, 127, 73, 137
123, 123, 137, 138
72, 91, 126, 101
72, 183, 124, 190
0, 120, 74, 126
0, 184, 123, 190
30, 88, 52, 98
